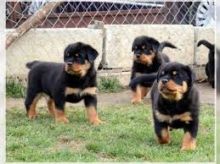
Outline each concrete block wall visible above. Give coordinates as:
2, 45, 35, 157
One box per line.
6, 28, 103, 77
104, 25, 195, 68
6, 25, 214, 83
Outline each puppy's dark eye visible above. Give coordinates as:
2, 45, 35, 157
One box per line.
142, 45, 146, 49
161, 71, 165, 75
75, 53, 79, 57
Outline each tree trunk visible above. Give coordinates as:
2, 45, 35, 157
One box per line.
6, 2, 61, 49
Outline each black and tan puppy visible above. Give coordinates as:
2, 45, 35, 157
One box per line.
130, 36, 177, 103
151, 62, 199, 150
197, 40, 215, 88
25, 42, 102, 125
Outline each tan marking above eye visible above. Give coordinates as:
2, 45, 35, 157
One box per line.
172, 71, 177, 75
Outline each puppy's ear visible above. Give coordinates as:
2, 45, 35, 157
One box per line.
64, 44, 71, 56
184, 65, 196, 87
86, 45, 98, 62
64, 44, 74, 62
150, 38, 160, 52
64, 42, 80, 56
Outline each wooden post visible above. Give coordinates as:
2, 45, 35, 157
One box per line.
6, 2, 61, 49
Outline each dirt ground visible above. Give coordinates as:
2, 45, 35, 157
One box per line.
6, 82, 214, 110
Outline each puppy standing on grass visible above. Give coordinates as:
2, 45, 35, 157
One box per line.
197, 40, 215, 88
151, 62, 199, 150
25, 42, 102, 125
130, 36, 177, 104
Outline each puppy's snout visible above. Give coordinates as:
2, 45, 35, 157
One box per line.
67, 62, 72, 66
136, 54, 140, 58
161, 79, 168, 84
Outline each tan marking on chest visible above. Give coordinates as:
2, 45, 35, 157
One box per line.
155, 111, 192, 124
65, 87, 97, 96
82, 87, 97, 95
65, 87, 81, 96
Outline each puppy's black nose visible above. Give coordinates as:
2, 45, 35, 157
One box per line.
136, 54, 140, 58
161, 79, 168, 84
67, 62, 72, 66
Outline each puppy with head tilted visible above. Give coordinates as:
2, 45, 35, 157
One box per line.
25, 42, 102, 125
130, 36, 177, 104
151, 62, 199, 150
197, 40, 215, 88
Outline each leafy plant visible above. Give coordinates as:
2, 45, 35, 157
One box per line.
98, 77, 123, 93
6, 78, 26, 98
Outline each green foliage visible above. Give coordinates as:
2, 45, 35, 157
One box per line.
98, 77, 123, 93
6, 78, 26, 98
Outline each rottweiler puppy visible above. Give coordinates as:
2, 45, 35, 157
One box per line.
197, 40, 215, 88
25, 42, 102, 125
130, 36, 177, 104
151, 62, 199, 150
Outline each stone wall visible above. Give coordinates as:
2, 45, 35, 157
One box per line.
6, 25, 215, 83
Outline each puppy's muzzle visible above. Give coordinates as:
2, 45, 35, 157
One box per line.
158, 80, 188, 101
65, 62, 82, 74
134, 53, 154, 66
159, 80, 178, 93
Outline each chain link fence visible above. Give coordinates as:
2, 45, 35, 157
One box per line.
6, 1, 215, 28
6, 0, 215, 89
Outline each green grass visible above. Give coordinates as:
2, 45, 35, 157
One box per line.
6, 78, 26, 98
6, 77, 123, 98
98, 77, 124, 93
217, 116, 220, 163
6, 104, 214, 162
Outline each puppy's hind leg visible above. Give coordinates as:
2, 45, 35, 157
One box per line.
47, 98, 55, 117
25, 89, 41, 120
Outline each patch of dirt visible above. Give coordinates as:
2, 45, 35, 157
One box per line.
6, 83, 214, 111
96, 152, 117, 161
49, 136, 85, 152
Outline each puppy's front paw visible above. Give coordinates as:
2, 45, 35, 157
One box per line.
181, 141, 196, 151
131, 98, 142, 104
55, 117, 69, 124
181, 132, 196, 151
157, 129, 170, 144
28, 114, 37, 120
27, 111, 37, 120
90, 118, 104, 126
55, 109, 69, 124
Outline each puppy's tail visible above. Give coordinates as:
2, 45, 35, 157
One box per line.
158, 41, 177, 52
197, 40, 214, 51
26, 60, 39, 69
